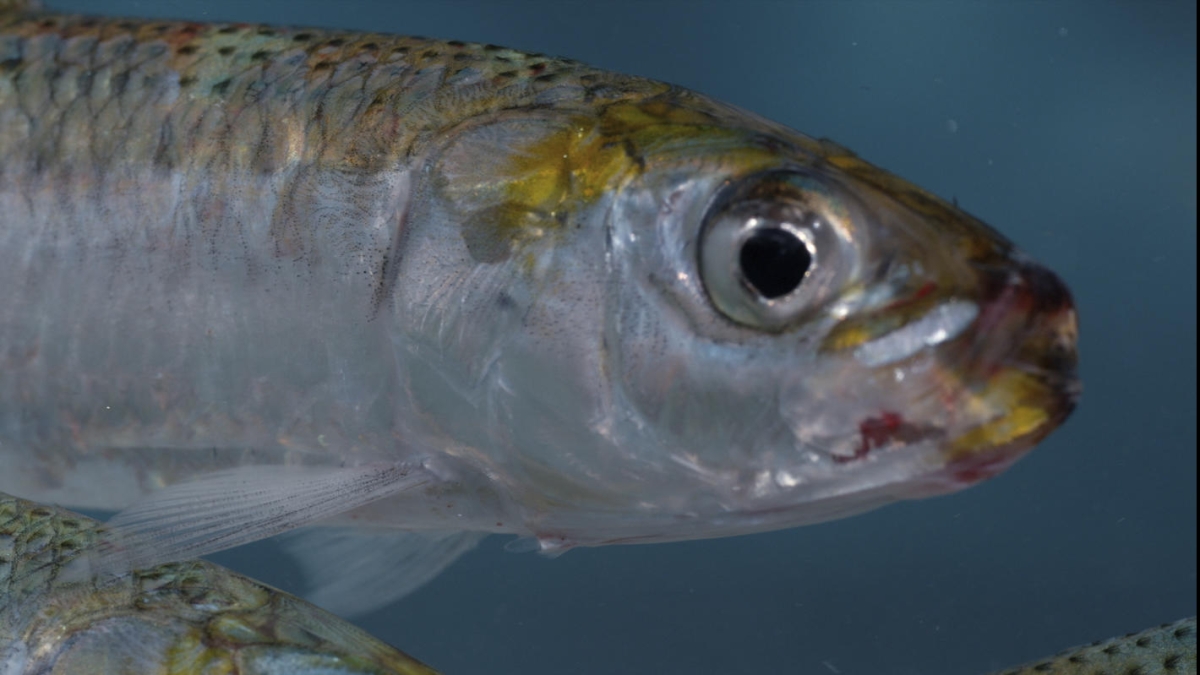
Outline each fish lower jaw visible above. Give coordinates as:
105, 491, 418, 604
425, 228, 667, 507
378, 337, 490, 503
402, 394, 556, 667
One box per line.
916, 420, 1054, 496
915, 346, 1079, 494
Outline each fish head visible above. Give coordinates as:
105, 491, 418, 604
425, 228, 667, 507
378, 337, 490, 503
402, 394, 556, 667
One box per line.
416, 89, 1077, 546
580, 93, 1080, 541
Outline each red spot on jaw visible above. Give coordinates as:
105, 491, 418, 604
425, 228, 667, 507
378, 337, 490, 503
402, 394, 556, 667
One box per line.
859, 411, 905, 452
834, 411, 906, 464
836, 411, 942, 464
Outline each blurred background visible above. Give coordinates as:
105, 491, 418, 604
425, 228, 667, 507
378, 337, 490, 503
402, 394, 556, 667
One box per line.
51, 1, 1198, 674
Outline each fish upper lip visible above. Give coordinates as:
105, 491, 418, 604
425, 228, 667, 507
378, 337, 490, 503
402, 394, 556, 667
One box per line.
968, 256, 1079, 374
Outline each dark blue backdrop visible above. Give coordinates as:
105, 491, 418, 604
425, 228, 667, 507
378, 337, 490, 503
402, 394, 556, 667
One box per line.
53, 2, 1198, 673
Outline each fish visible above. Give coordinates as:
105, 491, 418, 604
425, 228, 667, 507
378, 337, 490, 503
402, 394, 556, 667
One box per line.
0, 2, 1079, 614
986, 616, 1197, 675
4, 478, 1189, 675
0, 491, 442, 675
3, 480, 1191, 675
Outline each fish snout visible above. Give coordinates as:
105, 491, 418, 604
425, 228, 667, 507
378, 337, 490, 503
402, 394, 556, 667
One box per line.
935, 257, 1080, 487
971, 257, 1079, 396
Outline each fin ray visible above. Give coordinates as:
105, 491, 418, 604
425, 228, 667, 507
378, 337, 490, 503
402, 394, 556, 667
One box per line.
84, 462, 435, 576
282, 527, 485, 617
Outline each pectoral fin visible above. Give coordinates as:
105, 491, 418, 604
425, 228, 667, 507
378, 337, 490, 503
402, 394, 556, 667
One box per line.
81, 463, 436, 577
281, 527, 486, 617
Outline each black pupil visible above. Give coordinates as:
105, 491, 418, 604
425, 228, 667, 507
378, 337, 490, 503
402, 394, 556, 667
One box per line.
738, 227, 812, 299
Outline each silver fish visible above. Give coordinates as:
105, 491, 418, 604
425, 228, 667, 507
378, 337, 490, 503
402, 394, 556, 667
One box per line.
0, 3, 1079, 613
0, 491, 442, 675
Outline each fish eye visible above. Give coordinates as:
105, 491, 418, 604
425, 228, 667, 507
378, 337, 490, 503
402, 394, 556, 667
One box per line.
738, 225, 813, 299
699, 170, 853, 330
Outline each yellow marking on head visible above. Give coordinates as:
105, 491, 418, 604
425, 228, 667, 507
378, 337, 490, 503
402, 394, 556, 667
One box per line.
822, 323, 877, 351
484, 96, 788, 260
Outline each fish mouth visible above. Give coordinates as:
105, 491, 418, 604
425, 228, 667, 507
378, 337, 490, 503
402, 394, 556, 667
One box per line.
815, 250, 1079, 480
926, 256, 1081, 492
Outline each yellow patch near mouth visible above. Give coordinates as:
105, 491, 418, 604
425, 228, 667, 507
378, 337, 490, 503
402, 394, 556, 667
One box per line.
947, 369, 1053, 459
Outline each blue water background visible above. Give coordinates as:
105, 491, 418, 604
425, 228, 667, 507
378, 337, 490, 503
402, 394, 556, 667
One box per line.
53, 1, 1198, 673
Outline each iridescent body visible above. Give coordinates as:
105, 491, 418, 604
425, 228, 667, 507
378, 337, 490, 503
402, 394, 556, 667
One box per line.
0, 491, 440, 675
0, 4, 1078, 607
987, 617, 1196, 675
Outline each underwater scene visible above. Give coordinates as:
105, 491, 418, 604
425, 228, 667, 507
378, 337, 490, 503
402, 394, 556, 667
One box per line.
9, 1, 1198, 674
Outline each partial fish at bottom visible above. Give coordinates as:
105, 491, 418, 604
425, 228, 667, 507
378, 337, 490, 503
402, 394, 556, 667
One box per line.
0, 491, 440, 675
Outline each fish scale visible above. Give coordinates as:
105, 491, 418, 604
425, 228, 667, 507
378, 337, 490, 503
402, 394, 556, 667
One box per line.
0, 8, 631, 176
0, 491, 441, 674
989, 617, 1197, 675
